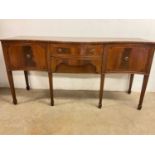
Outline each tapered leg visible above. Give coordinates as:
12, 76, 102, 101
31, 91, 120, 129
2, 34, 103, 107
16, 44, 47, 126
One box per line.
128, 74, 134, 94
98, 74, 105, 109
7, 71, 17, 105
137, 75, 149, 110
24, 71, 30, 90
48, 72, 54, 106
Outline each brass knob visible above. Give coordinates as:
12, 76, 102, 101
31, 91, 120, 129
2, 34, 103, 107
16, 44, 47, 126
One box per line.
26, 54, 31, 58
124, 56, 129, 61
58, 48, 63, 52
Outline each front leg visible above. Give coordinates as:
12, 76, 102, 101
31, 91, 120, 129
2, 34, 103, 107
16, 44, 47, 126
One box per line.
128, 74, 134, 94
24, 71, 30, 90
137, 75, 149, 110
48, 71, 54, 106
98, 74, 105, 109
7, 71, 17, 105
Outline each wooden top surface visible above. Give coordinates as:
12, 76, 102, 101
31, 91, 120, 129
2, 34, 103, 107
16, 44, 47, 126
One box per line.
1, 36, 155, 44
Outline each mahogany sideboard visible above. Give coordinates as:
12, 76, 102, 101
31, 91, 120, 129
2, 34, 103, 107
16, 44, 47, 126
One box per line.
1, 36, 155, 110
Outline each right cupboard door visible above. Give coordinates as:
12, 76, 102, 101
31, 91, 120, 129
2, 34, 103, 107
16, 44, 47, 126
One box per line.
104, 44, 153, 74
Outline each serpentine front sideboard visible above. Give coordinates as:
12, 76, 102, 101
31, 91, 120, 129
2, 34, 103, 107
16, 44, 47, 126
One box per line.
1, 37, 155, 110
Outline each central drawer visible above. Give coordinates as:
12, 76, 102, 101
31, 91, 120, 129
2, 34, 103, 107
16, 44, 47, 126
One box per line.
49, 43, 103, 58
49, 43, 103, 74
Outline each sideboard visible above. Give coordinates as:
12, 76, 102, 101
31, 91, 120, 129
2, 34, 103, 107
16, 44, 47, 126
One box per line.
1, 36, 155, 110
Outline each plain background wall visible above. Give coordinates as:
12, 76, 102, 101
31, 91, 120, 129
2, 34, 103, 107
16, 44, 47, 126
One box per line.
0, 19, 155, 92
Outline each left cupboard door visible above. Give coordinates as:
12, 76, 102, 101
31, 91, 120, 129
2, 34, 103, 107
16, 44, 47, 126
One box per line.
6, 42, 48, 71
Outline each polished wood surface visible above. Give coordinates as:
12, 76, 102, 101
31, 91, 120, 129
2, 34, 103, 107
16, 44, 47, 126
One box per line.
104, 44, 152, 74
1, 37, 155, 110
50, 43, 103, 57
6, 42, 48, 71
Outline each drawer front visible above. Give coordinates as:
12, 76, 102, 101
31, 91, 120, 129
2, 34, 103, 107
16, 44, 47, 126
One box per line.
50, 43, 103, 57
81, 44, 103, 57
51, 57, 102, 73
50, 44, 79, 57
7, 42, 47, 70
104, 44, 151, 73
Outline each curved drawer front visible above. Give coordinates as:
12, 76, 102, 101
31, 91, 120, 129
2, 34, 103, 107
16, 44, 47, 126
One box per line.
104, 44, 152, 73
50, 43, 79, 57
80, 44, 103, 57
50, 57, 102, 73
49, 43, 103, 58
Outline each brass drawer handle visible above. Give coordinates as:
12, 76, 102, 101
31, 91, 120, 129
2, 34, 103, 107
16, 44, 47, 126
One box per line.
26, 54, 31, 59
56, 47, 70, 54
58, 48, 63, 52
124, 56, 129, 61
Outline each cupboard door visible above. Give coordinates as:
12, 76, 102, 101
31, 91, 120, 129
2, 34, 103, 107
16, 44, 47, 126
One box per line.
7, 42, 47, 70
104, 44, 151, 74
